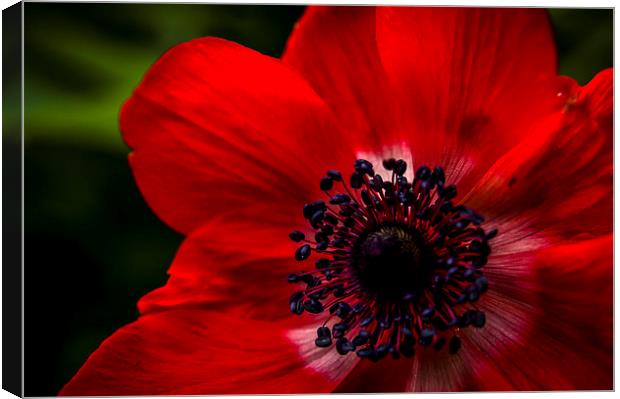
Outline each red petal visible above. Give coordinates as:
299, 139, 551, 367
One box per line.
122, 37, 351, 235
283, 6, 401, 152
464, 69, 613, 241
469, 236, 613, 390
335, 356, 416, 392
580, 67, 613, 133
376, 7, 558, 191
536, 235, 613, 364
60, 310, 356, 395
336, 351, 472, 392
137, 208, 307, 320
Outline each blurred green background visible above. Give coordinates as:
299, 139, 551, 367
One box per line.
17, 4, 611, 396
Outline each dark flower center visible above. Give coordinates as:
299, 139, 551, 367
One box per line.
354, 225, 430, 300
288, 158, 497, 361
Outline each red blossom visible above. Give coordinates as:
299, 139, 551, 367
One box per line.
61, 6, 612, 395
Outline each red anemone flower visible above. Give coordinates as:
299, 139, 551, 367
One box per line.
61, 6, 612, 395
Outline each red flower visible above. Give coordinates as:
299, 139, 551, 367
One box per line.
61, 6, 612, 395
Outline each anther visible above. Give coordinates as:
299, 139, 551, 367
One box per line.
295, 245, 311, 261
330, 193, 351, 205
395, 159, 407, 176
415, 165, 431, 180
315, 336, 332, 347
320, 177, 334, 191
327, 170, 343, 181
355, 159, 375, 176
350, 171, 364, 189
382, 158, 396, 170
289, 230, 305, 242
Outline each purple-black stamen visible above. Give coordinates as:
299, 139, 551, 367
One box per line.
288, 230, 305, 242
320, 177, 334, 191
287, 159, 497, 360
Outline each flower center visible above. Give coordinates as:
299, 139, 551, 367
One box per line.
288, 158, 497, 361
354, 225, 430, 300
